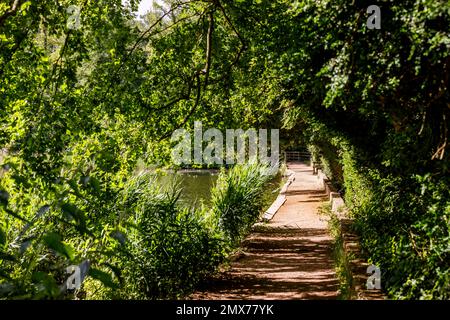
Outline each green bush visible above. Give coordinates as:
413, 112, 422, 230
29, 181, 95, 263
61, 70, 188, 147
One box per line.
309, 138, 449, 300
340, 148, 450, 300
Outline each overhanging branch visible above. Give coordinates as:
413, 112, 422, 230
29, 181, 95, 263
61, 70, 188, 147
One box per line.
0, 0, 23, 28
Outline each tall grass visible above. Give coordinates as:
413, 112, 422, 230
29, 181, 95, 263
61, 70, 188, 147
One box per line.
211, 162, 273, 243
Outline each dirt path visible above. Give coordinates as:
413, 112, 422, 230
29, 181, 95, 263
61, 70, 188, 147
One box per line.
192, 162, 339, 300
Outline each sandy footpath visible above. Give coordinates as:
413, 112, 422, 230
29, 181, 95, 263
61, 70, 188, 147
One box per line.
192, 162, 339, 300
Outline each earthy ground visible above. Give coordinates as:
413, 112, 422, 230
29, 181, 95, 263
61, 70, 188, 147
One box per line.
192, 162, 339, 300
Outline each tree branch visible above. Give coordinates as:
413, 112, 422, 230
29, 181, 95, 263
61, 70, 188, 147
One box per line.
0, 0, 23, 28
159, 72, 202, 141
214, 0, 245, 45
203, 11, 214, 88
208, 1, 246, 84
96, 0, 203, 107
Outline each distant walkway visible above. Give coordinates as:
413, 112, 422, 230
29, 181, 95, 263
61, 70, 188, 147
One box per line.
193, 162, 339, 299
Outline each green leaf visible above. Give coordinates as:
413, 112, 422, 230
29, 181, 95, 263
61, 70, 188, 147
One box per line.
20, 1, 32, 11
43, 232, 75, 261
0, 227, 5, 246
103, 263, 124, 285
89, 268, 118, 289
67, 179, 82, 197
31, 271, 60, 298
61, 203, 87, 234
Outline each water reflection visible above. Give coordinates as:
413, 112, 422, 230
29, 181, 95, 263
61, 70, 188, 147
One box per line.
157, 170, 283, 210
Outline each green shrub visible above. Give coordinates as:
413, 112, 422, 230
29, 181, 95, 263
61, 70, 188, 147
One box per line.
340, 148, 450, 300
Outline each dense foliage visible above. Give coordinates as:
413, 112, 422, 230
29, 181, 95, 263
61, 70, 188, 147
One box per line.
0, 159, 273, 299
272, 1, 449, 299
1, 0, 449, 299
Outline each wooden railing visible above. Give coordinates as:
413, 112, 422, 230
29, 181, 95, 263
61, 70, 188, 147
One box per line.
283, 150, 311, 163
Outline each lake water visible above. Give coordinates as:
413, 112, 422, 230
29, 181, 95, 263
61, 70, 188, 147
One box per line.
176, 170, 219, 207
158, 170, 284, 210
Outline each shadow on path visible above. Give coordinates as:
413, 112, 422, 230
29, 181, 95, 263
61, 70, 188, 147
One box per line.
192, 162, 339, 300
